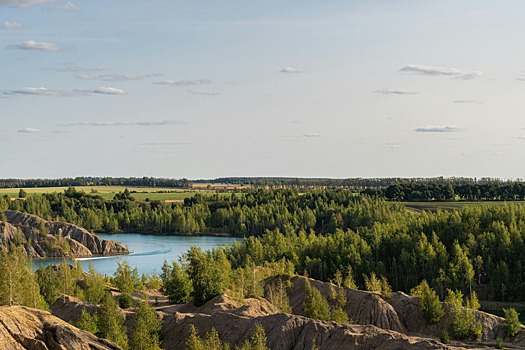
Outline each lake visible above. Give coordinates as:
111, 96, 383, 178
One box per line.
32, 233, 237, 276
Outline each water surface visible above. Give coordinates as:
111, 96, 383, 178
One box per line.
33, 233, 237, 276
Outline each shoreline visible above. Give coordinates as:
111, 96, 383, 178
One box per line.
96, 231, 236, 238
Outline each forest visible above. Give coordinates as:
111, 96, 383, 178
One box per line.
0, 177, 191, 189
2, 187, 525, 303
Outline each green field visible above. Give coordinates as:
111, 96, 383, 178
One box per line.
0, 186, 231, 201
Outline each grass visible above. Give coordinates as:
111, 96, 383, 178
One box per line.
0, 185, 234, 201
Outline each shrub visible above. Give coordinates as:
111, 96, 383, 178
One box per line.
502, 308, 521, 337
439, 330, 450, 344
118, 293, 133, 308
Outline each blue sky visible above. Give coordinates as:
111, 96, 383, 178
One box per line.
2, 0, 525, 179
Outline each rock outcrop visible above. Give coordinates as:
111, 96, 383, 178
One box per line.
0, 210, 129, 258
267, 275, 525, 347
0, 305, 122, 350
162, 297, 463, 350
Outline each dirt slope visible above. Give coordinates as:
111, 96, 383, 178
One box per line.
0, 210, 129, 257
0, 305, 122, 350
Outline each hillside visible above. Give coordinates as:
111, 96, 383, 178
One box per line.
0, 305, 122, 350
0, 210, 129, 258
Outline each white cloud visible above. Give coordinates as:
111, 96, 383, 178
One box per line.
6, 87, 64, 96
280, 67, 305, 73
7, 40, 60, 51
304, 132, 321, 137
2, 21, 22, 30
186, 90, 220, 96
3, 86, 125, 97
374, 88, 417, 95
55, 1, 78, 11
139, 142, 192, 146
0, 0, 54, 7
454, 100, 480, 104
153, 79, 212, 86
415, 125, 464, 133
45, 63, 105, 73
92, 87, 125, 95
60, 120, 184, 127
400, 64, 483, 79
17, 127, 41, 133
77, 73, 160, 82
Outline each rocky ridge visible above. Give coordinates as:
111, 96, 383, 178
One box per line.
0, 210, 129, 258
0, 305, 122, 350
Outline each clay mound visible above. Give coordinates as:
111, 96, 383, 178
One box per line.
0, 305, 122, 350
270, 275, 525, 347
162, 310, 462, 350
274, 275, 405, 333
50, 294, 99, 325
178, 293, 279, 317
1, 210, 129, 258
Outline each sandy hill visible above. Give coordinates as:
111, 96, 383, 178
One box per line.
0, 305, 122, 350
0, 210, 129, 257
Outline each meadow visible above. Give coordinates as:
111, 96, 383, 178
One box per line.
0, 185, 236, 201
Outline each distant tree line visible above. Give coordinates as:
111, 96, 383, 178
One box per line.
0, 177, 192, 189
194, 177, 522, 190
365, 182, 525, 201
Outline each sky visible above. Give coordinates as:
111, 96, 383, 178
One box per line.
2, 0, 525, 179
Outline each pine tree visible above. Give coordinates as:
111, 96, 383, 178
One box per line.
130, 299, 162, 350
303, 279, 330, 321
502, 308, 521, 337
238, 323, 269, 350
165, 261, 192, 304
113, 259, 142, 294
77, 309, 98, 334
96, 293, 128, 349
187, 247, 231, 306
84, 261, 107, 304
410, 280, 444, 324
0, 247, 47, 309
185, 325, 205, 350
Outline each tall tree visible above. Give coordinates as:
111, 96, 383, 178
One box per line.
130, 298, 162, 350
96, 293, 128, 349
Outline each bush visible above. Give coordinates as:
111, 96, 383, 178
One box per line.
411, 280, 444, 324
502, 308, 521, 337
118, 293, 133, 308
439, 330, 450, 344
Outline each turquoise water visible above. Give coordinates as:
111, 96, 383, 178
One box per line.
32, 233, 237, 276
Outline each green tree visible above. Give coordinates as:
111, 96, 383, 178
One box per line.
410, 280, 444, 324
445, 289, 479, 340
18, 189, 27, 198
36, 265, 61, 305
187, 247, 231, 306
364, 272, 381, 293
0, 247, 47, 309
84, 261, 107, 304
96, 293, 128, 349
238, 323, 270, 350
186, 325, 205, 350
265, 278, 291, 313
344, 265, 357, 289
502, 308, 521, 337
113, 259, 142, 294
303, 279, 330, 321
164, 261, 193, 304
77, 309, 98, 334
130, 299, 162, 350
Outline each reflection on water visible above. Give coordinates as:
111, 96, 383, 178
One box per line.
32, 233, 237, 276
